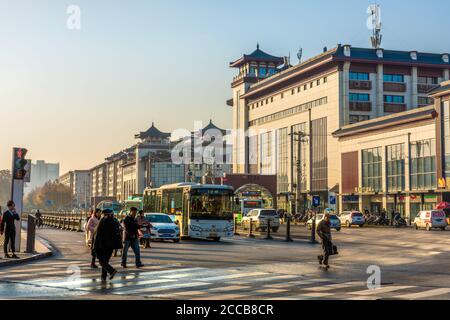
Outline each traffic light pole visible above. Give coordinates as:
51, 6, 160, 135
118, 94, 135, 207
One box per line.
10, 179, 24, 252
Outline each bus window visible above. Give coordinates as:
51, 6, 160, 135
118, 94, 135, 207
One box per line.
189, 189, 233, 220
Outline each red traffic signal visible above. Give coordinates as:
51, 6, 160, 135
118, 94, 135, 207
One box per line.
13, 148, 28, 180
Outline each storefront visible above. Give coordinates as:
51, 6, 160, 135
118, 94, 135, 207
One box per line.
386, 195, 406, 218
409, 194, 438, 220
369, 195, 383, 214
342, 195, 359, 211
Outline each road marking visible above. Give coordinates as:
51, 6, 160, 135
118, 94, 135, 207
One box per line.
284, 292, 335, 299
303, 281, 365, 292
201, 272, 268, 282
350, 286, 414, 296
264, 280, 315, 288
232, 274, 301, 284
394, 288, 450, 300
209, 285, 250, 292
77, 278, 178, 291
255, 288, 289, 294
116, 281, 210, 295
196, 293, 247, 300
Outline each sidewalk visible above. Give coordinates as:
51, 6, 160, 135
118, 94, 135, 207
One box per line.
0, 231, 53, 268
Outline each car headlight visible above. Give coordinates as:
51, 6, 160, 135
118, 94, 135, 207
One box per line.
190, 225, 202, 232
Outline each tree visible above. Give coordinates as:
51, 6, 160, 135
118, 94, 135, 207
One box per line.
0, 170, 12, 208
24, 181, 74, 211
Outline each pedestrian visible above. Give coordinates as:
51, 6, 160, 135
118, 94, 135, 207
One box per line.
136, 210, 145, 228
92, 209, 122, 281
113, 214, 124, 258
87, 208, 101, 268
316, 212, 333, 269
121, 207, 144, 269
0, 201, 20, 259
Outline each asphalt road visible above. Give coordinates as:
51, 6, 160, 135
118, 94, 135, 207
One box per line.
0, 225, 449, 300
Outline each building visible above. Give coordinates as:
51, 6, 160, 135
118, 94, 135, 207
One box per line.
25, 160, 60, 193
59, 170, 91, 208
229, 44, 450, 211
333, 80, 450, 222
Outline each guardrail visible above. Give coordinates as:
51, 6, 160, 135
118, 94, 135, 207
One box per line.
25, 212, 87, 233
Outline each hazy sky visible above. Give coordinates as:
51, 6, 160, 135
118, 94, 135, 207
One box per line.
1, 0, 449, 174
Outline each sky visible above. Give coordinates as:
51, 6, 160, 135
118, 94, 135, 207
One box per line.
1, 0, 449, 174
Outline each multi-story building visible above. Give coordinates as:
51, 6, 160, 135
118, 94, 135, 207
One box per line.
59, 170, 91, 208
229, 44, 450, 211
25, 160, 60, 193
334, 80, 450, 222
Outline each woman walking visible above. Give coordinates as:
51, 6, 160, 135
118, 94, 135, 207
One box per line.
86, 208, 101, 268
92, 209, 123, 281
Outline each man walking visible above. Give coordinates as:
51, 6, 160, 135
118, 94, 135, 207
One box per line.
121, 207, 144, 268
317, 212, 333, 269
0, 201, 20, 259
92, 209, 122, 281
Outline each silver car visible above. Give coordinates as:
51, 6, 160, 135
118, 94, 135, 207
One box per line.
241, 209, 280, 232
145, 213, 181, 243
307, 214, 341, 231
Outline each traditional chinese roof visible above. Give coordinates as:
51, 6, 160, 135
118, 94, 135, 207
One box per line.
200, 120, 227, 135
135, 122, 171, 140
230, 44, 284, 68
429, 80, 450, 97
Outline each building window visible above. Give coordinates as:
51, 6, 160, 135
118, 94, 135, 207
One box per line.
297, 87, 301, 93
384, 95, 405, 104
259, 67, 266, 77
410, 139, 436, 190
387, 144, 405, 192
266, 98, 269, 104
271, 97, 274, 103
310, 82, 313, 88
323, 77, 327, 83
418, 76, 438, 85
349, 72, 369, 81
349, 115, 370, 124
281, 93, 284, 99
304, 84, 307, 90
260, 131, 273, 174
418, 96, 434, 106
316, 79, 320, 86
350, 93, 370, 102
311, 118, 328, 191
362, 147, 382, 192
383, 74, 405, 83
277, 128, 289, 193
291, 89, 295, 95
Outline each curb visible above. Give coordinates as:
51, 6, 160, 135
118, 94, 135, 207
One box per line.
0, 236, 54, 269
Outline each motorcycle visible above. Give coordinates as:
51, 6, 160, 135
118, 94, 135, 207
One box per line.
139, 222, 152, 248
393, 215, 407, 228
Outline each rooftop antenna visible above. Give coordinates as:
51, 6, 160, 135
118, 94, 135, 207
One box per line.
368, 4, 382, 48
297, 47, 303, 63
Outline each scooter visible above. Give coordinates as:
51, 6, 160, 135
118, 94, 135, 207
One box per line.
393, 215, 407, 228
139, 222, 152, 248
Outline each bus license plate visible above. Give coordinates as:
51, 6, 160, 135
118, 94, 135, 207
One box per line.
210, 233, 218, 238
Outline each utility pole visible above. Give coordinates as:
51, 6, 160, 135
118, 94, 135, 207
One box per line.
289, 131, 309, 214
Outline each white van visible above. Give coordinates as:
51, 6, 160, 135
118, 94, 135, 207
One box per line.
414, 210, 448, 231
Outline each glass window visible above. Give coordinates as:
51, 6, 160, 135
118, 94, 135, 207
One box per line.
384, 74, 405, 83
384, 95, 405, 104
362, 147, 382, 192
277, 128, 289, 193
410, 139, 436, 190
387, 144, 405, 192
349, 72, 369, 81
350, 93, 370, 102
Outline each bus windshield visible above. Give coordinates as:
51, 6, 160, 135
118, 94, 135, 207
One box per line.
190, 189, 233, 220
123, 201, 142, 211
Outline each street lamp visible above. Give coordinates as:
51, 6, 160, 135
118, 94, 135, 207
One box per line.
289, 131, 309, 215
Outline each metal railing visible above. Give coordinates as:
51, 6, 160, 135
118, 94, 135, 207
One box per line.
25, 212, 87, 233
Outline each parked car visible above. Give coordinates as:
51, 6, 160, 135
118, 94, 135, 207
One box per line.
339, 211, 365, 228
414, 210, 448, 231
144, 213, 181, 242
307, 214, 341, 231
241, 209, 280, 232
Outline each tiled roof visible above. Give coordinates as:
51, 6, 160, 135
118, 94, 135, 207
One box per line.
135, 123, 171, 140
230, 44, 284, 68
333, 45, 450, 66
429, 83, 450, 96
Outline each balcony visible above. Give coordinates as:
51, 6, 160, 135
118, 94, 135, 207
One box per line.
417, 83, 439, 94
384, 103, 407, 113
349, 80, 372, 90
384, 82, 406, 92
350, 101, 372, 112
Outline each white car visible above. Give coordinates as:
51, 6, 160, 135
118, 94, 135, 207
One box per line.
241, 209, 280, 232
307, 214, 341, 231
414, 210, 448, 231
144, 213, 181, 242
339, 211, 365, 228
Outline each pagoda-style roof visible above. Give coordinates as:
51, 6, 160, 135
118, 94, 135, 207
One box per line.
192, 120, 227, 136
135, 122, 171, 140
230, 44, 284, 68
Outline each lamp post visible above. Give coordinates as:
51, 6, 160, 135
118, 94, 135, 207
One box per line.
289, 131, 309, 214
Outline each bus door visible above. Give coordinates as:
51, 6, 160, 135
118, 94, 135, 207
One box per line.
180, 191, 190, 236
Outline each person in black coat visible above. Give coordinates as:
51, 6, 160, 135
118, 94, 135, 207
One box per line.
0, 201, 20, 259
92, 209, 123, 281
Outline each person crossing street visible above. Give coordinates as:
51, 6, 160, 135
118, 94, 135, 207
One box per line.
121, 207, 144, 269
316, 212, 334, 269
92, 209, 123, 281
86, 208, 101, 268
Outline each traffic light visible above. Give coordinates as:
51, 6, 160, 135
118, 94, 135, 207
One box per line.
13, 148, 28, 180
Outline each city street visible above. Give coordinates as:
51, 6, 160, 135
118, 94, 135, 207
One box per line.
0, 226, 450, 300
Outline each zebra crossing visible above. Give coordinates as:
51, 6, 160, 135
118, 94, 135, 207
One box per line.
1, 259, 450, 300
